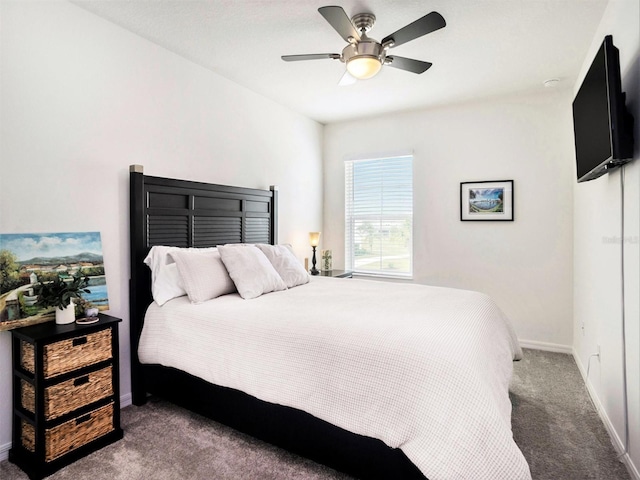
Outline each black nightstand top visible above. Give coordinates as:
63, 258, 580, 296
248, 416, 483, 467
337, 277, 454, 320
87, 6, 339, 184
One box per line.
11, 313, 121, 342
319, 270, 353, 278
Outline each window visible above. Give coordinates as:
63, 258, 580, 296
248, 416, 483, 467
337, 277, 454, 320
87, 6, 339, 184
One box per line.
345, 155, 413, 277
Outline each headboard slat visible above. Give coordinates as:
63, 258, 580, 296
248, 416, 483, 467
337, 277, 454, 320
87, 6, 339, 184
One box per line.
194, 216, 242, 246
245, 217, 271, 244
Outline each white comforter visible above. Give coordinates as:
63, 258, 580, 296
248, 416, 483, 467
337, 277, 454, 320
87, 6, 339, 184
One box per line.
139, 277, 531, 480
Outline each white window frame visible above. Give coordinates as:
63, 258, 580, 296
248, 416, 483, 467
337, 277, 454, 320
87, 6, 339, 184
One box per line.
345, 154, 413, 279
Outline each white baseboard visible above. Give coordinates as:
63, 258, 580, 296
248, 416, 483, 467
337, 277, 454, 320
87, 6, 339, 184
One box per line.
518, 338, 573, 354
629, 457, 640, 479
0, 440, 10, 462
0, 391, 134, 463
572, 349, 639, 480
120, 392, 132, 409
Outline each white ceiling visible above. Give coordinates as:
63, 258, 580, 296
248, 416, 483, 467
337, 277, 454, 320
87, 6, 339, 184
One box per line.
71, 0, 609, 124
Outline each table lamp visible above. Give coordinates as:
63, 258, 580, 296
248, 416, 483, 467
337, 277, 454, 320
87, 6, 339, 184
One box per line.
309, 232, 321, 275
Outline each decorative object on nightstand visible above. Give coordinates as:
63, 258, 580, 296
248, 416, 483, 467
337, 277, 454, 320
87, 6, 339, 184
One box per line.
321, 249, 332, 272
33, 273, 91, 325
9, 314, 123, 479
309, 232, 321, 275
77, 306, 100, 325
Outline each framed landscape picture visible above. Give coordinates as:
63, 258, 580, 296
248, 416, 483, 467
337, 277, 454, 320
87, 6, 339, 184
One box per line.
460, 180, 514, 221
0, 231, 109, 331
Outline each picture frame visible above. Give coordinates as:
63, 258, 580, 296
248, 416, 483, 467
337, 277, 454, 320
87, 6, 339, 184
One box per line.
460, 180, 514, 221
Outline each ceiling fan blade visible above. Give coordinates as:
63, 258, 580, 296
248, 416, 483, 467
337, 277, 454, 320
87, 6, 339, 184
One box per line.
282, 53, 341, 62
338, 71, 357, 86
385, 56, 433, 74
382, 12, 446, 48
318, 6, 361, 43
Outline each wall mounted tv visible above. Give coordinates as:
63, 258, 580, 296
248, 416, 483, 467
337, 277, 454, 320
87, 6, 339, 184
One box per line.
572, 35, 634, 183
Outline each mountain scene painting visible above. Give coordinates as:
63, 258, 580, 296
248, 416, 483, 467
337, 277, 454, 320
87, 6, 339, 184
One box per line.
468, 188, 505, 214
0, 232, 108, 330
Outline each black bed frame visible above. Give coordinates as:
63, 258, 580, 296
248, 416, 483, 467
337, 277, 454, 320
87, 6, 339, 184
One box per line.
128, 165, 426, 479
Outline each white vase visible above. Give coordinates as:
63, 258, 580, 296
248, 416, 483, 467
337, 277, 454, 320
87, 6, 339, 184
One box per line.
55, 300, 75, 325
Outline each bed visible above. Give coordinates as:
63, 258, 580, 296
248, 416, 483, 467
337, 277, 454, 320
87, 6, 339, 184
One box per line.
128, 166, 531, 480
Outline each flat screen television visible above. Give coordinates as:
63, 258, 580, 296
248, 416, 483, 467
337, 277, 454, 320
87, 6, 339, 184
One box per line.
572, 35, 634, 182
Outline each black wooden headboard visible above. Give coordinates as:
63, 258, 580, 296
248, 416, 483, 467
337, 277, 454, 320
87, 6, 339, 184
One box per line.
128, 165, 277, 404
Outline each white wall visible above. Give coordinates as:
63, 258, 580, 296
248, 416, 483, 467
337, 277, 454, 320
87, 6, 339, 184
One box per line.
573, 0, 640, 476
324, 91, 575, 349
0, 1, 323, 457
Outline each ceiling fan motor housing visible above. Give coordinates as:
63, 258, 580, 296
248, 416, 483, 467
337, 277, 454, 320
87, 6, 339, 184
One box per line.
342, 38, 385, 64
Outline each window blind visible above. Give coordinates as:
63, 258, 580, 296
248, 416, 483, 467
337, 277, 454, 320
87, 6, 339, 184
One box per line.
345, 155, 413, 277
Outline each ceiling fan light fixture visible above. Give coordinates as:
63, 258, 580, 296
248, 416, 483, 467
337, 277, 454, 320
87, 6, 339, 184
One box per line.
346, 55, 382, 79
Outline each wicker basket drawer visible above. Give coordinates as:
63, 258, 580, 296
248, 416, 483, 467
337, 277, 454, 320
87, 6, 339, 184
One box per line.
21, 366, 113, 420
21, 420, 35, 452
21, 329, 112, 378
21, 403, 115, 462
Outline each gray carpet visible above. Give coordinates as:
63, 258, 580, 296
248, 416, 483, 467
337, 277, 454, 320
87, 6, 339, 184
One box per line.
510, 349, 630, 480
0, 349, 631, 479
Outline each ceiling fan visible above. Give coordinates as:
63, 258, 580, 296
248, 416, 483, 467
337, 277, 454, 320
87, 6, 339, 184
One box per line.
282, 6, 446, 84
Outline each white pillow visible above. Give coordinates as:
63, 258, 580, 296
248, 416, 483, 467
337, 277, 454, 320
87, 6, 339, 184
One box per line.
169, 249, 236, 304
144, 245, 219, 280
144, 246, 185, 305
144, 246, 220, 305
152, 263, 187, 306
144, 246, 181, 282
256, 244, 309, 288
217, 245, 287, 299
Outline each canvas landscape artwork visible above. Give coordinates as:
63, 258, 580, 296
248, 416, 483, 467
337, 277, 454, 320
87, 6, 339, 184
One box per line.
0, 231, 109, 331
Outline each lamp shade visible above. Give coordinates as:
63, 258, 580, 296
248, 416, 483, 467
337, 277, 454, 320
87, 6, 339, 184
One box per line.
309, 232, 321, 247
346, 56, 382, 80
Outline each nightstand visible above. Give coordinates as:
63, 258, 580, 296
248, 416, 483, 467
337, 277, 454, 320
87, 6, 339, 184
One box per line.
320, 270, 353, 278
9, 314, 123, 480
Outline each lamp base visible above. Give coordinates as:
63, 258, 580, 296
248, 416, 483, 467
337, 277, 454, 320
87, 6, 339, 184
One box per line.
310, 245, 319, 275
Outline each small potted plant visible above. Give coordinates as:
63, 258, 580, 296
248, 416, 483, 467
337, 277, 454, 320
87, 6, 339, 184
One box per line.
34, 273, 91, 325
